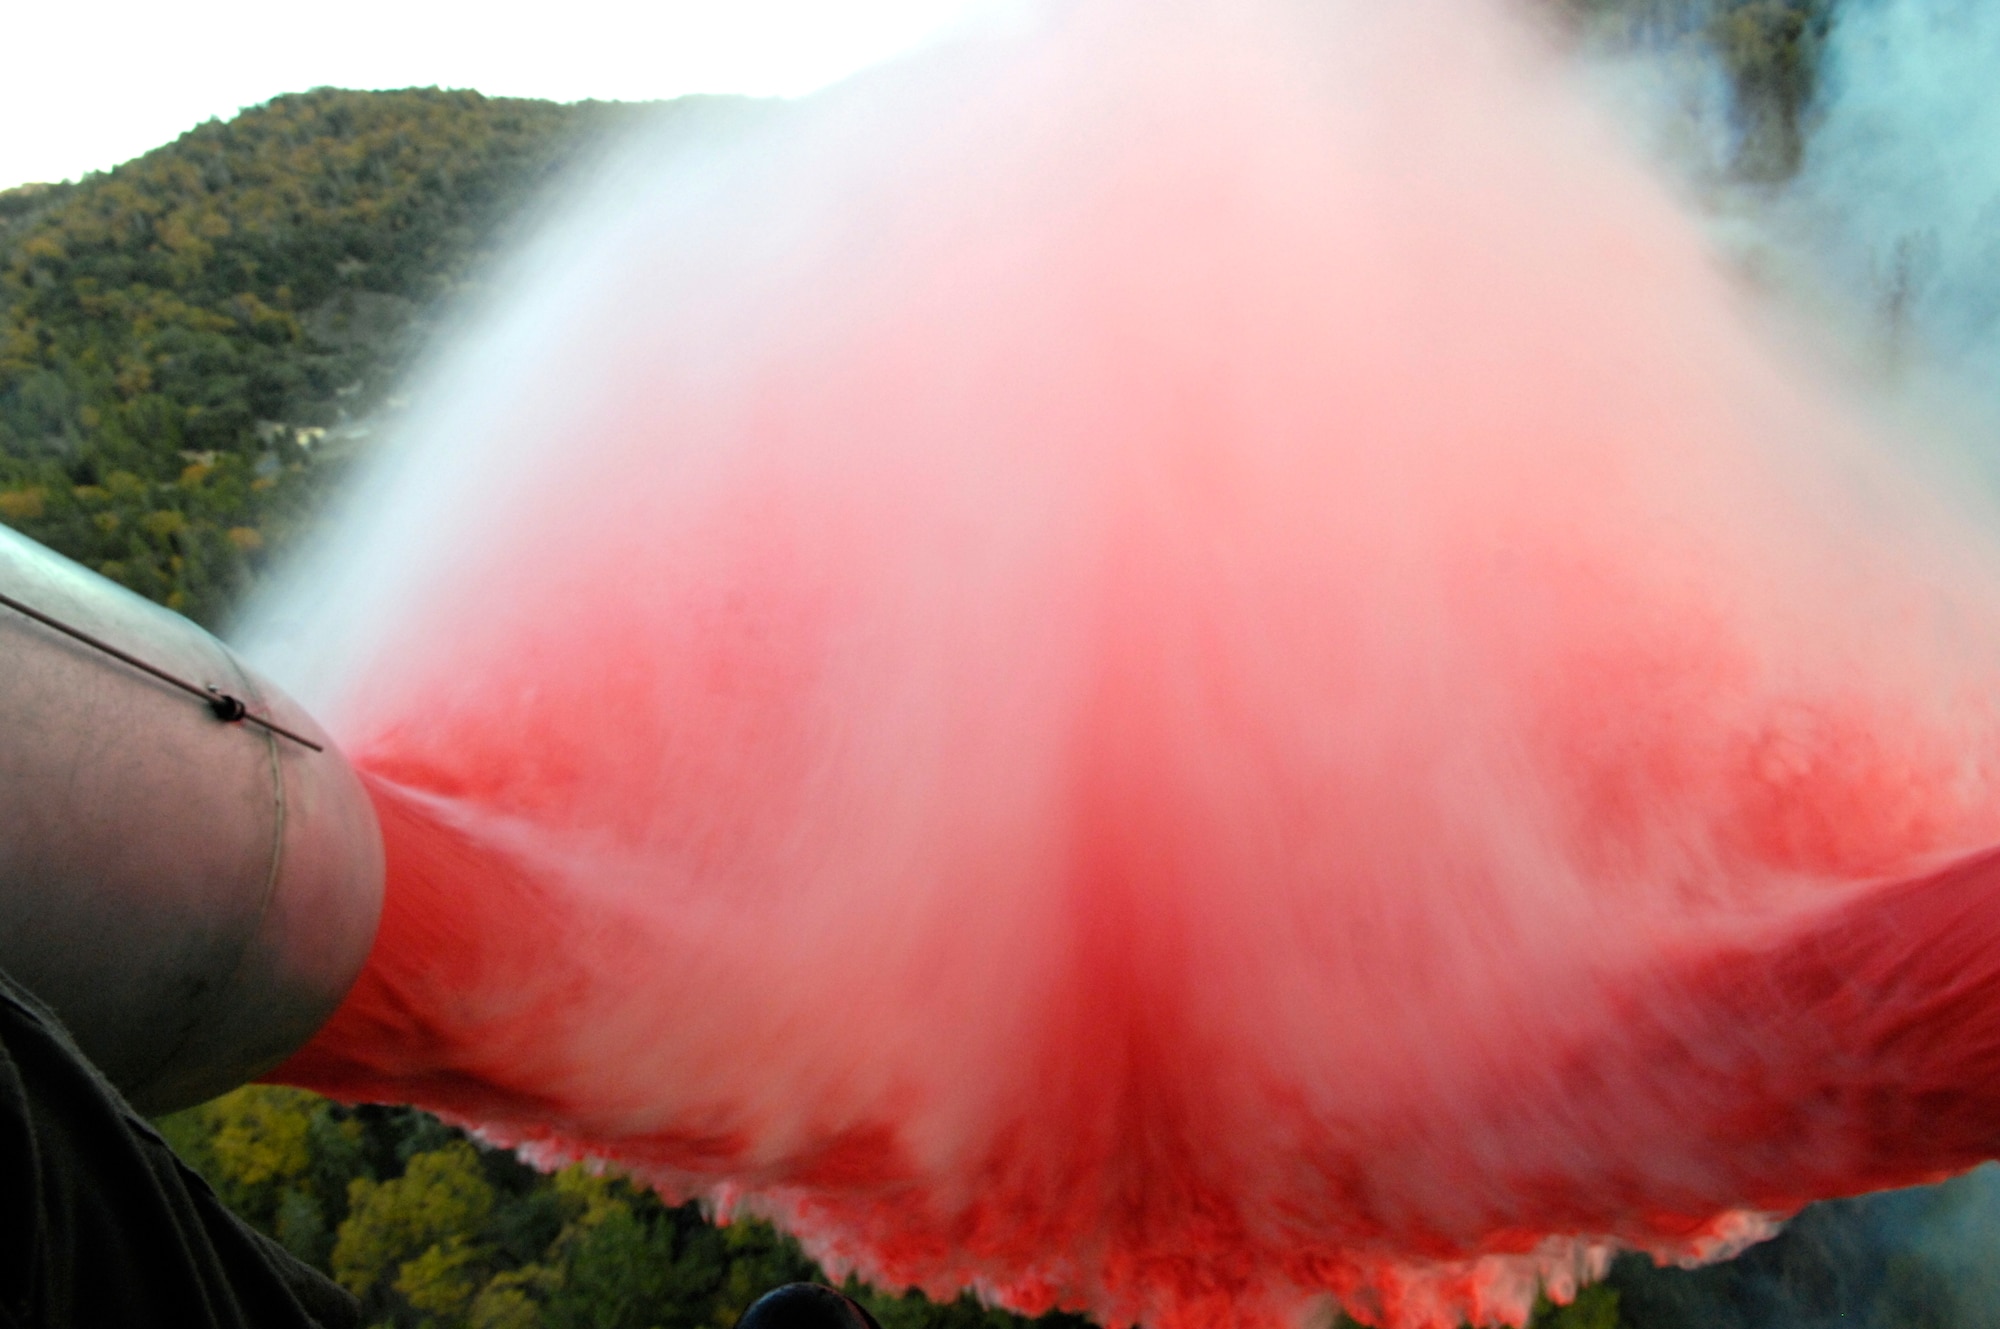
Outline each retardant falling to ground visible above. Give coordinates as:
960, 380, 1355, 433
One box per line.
254, 2, 2000, 1326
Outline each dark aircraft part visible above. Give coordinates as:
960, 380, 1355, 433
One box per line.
734, 1285, 883, 1329
0, 525, 383, 1114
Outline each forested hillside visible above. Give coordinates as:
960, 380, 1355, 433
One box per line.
0, 2, 1855, 1326
0, 87, 658, 625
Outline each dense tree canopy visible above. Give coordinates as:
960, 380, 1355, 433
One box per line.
0, 87, 668, 624
158, 1088, 852, 1329
156, 1087, 1627, 1329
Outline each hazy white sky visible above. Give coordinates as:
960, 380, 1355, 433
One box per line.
0, 1, 1000, 191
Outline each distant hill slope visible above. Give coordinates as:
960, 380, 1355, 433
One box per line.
0, 87, 693, 624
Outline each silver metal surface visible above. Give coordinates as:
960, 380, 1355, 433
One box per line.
0, 524, 384, 1112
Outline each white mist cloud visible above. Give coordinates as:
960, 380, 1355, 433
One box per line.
1788, 0, 2000, 376
0, 0, 1004, 191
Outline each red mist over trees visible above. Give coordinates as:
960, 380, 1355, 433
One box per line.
262, 2, 2000, 1324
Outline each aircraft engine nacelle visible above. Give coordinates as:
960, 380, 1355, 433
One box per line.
0, 524, 383, 1113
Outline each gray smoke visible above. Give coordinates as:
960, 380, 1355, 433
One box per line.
1786, 0, 2000, 380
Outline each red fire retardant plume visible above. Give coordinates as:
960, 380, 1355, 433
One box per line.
268, 2, 2000, 1325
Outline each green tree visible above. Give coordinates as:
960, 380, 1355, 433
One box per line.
333, 1139, 497, 1325
1533, 1284, 1623, 1329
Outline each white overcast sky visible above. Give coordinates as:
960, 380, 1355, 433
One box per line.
0, 1, 1003, 191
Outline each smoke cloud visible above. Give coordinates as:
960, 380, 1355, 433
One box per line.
1788, 0, 2000, 382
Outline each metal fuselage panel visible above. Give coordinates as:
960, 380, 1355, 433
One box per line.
0, 526, 383, 1112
